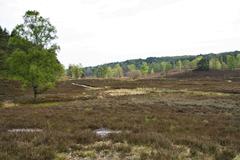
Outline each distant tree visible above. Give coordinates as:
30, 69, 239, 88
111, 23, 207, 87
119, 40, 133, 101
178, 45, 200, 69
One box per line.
209, 57, 222, 70
84, 67, 93, 77
196, 57, 209, 71
221, 62, 228, 70
106, 66, 114, 78
127, 64, 141, 79
182, 60, 190, 70
127, 64, 136, 71
7, 10, 63, 101
160, 61, 172, 76
92, 67, 99, 78
113, 64, 123, 78
165, 62, 172, 73
176, 60, 182, 72
95, 66, 108, 78
66, 65, 73, 77
72, 64, 83, 79
236, 54, 240, 68
67, 64, 83, 79
226, 55, 237, 70
160, 62, 167, 74
191, 56, 203, 69
151, 62, 161, 72
82, 51, 240, 78
140, 62, 149, 75
219, 56, 227, 70
0, 27, 9, 49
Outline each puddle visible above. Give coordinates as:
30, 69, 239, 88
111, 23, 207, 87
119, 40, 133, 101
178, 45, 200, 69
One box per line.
8, 128, 43, 133
95, 128, 121, 137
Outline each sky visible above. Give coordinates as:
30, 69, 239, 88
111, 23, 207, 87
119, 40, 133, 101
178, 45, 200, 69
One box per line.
0, 0, 240, 67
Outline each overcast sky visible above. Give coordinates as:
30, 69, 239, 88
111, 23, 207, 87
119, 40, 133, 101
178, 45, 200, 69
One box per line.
0, 0, 240, 67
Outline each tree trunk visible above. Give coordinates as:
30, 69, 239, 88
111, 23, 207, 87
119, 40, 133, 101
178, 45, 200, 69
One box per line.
33, 86, 37, 102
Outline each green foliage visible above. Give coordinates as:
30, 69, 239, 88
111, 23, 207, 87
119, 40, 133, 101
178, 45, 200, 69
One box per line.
127, 64, 142, 79
106, 67, 114, 78
196, 57, 209, 71
0, 26, 10, 76
92, 65, 116, 78
237, 54, 240, 68
140, 62, 149, 75
191, 56, 203, 69
209, 57, 222, 70
151, 62, 161, 72
94, 66, 108, 78
127, 64, 136, 72
0, 27, 9, 49
226, 55, 237, 70
84, 51, 240, 77
7, 47, 63, 96
160, 61, 172, 75
160, 62, 167, 73
182, 60, 190, 70
67, 64, 83, 79
176, 60, 182, 71
112, 64, 123, 78
219, 57, 228, 70
12, 10, 58, 49
6, 10, 63, 100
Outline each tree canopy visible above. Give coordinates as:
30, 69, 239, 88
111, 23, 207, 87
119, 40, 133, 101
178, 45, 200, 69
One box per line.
83, 51, 240, 78
6, 10, 63, 100
12, 10, 58, 49
67, 64, 84, 79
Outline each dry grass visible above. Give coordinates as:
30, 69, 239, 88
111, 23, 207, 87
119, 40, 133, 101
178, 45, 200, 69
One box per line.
104, 88, 149, 96
0, 100, 17, 108
56, 140, 158, 160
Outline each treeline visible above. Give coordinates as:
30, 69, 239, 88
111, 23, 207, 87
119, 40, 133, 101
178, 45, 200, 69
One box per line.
66, 51, 240, 79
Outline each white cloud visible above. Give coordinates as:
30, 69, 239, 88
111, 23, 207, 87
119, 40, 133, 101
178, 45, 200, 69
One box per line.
0, 0, 240, 67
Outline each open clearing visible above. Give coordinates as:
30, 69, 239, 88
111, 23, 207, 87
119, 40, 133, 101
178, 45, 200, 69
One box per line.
0, 78, 240, 159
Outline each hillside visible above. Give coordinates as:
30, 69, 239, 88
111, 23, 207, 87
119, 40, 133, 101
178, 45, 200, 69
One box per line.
83, 51, 240, 78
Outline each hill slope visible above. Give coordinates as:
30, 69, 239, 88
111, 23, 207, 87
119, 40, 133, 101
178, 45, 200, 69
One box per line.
83, 51, 240, 77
